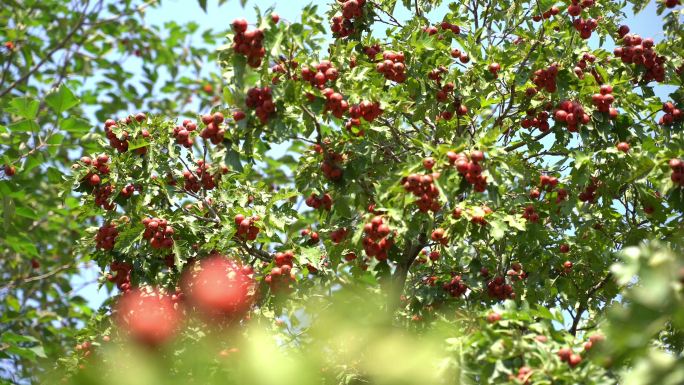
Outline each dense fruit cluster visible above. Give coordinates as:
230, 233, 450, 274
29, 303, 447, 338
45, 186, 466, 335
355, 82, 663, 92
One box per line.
266, 250, 296, 291
319, 150, 345, 181
591, 84, 618, 118
81, 154, 110, 187
231, 19, 265, 68
567, 0, 595, 16
94, 184, 115, 210
301, 61, 338, 88
614, 34, 665, 83
439, 21, 461, 34
451, 150, 488, 192
572, 18, 598, 39
450, 48, 470, 64
348, 100, 382, 123
362, 216, 393, 261
578, 177, 600, 203
107, 261, 132, 292
322, 88, 349, 119
512, 366, 533, 384
246, 87, 275, 123
142, 217, 175, 249
234, 214, 261, 241
104, 119, 129, 153
669, 159, 684, 186
434, 81, 454, 103
376, 51, 406, 83
95, 223, 119, 250
573, 52, 597, 79
553, 100, 590, 132
173, 119, 197, 148
183, 160, 223, 193
486, 275, 514, 300
199, 112, 226, 144
506, 262, 527, 281
659, 102, 682, 125
521, 110, 550, 132
442, 275, 467, 298
300, 228, 320, 244
330, 227, 348, 244
522, 205, 540, 223
557, 347, 583, 368
532, 5, 559, 21
330, 0, 366, 37
305, 192, 333, 211
401, 172, 442, 213
532, 63, 559, 93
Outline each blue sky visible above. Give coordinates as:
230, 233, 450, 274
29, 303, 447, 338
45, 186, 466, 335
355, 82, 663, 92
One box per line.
73, 0, 673, 309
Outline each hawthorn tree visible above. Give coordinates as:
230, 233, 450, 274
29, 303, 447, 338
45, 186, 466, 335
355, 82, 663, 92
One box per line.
0, 0, 226, 381
3, 0, 684, 384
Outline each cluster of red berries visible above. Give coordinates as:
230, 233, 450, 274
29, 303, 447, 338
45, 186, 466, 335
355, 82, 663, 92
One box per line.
265, 250, 296, 291
319, 149, 345, 181
234, 214, 261, 241
173, 119, 197, 148
142, 217, 174, 249
435, 82, 455, 104
322, 88, 349, 119
451, 150, 488, 192
94, 184, 116, 210
450, 48, 470, 64
231, 19, 265, 68
119, 183, 138, 199
488, 63, 501, 77
348, 100, 382, 123
199, 112, 227, 144
532, 5, 560, 21
362, 216, 393, 261
557, 347, 583, 368
300, 228, 320, 244
522, 205, 540, 223
511, 366, 533, 384
107, 261, 132, 292
183, 160, 224, 193
614, 34, 665, 83
103, 113, 148, 153
486, 276, 514, 300
305, 192, 333, 211
573, 52, 598, 79
246, 87, 276, 124
301, 61, 338, 88
591, 84, 618, 118
554, 100, 590, 132
439, 21, 461, 34
568, 0, 595, 16
583, 333, 605, 351
330, 227, 348, 244
572, 18, 598, 40
81, 154, 110, 187
376, 51, 406, 83
443, 275, 468, 298
660, 102, 682, 125
539, 174, 559, 191
506, 262, 527, 281
578, 177, 600, 203
430, 227, 448, 245
363, 44, 382, 59
521, 110, 550, 132
669, 159, 684, 186
95, 223, 119, 250
330, 0, 366, 38
401, 172, 442, 213
532, 63, 559, 93
665, 0, 682, 7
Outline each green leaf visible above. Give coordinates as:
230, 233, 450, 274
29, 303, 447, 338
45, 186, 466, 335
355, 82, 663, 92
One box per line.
7, 97, 39, 119
198, 0, 207, 11
45, 85, 79, 114
61, 116, 91, 133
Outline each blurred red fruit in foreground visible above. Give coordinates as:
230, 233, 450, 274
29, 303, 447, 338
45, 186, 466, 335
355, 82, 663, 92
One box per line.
115, 289, 180, 346
184, 256, 255, 319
